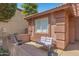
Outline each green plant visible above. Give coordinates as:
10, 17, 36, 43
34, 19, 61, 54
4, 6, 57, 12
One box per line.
21, 3, 38, 15
0, 48, 9, 56
0, 3, 17, 22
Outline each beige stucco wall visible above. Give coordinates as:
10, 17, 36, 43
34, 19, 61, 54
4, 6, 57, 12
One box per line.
0, 10, 27, 34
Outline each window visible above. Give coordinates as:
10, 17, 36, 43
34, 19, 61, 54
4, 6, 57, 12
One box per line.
35, 17, 48, 33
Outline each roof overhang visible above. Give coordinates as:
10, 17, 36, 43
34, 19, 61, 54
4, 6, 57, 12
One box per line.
24, 4, 72, 20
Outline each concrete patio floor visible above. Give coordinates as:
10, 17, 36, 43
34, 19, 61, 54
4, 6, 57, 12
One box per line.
9, 42, 48, 56
8, 39, 79, 56
57, 41, 79, 56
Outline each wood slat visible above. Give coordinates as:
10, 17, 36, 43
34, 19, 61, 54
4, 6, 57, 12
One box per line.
54, 13, 65, 19
56, 17, 65, 23
56, 40, 65, 49
55, 32, 65, 40
55, 25, 65, 32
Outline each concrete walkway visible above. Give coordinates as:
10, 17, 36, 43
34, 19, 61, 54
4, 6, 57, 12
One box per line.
8, 39, 79, 56
8, 42, 48, 56
57, 41, 79, 56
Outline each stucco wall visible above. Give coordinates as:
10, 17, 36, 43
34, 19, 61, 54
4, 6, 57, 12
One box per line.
0, 10, 27, 34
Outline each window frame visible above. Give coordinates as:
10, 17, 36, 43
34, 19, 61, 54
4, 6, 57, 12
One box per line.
34, 17, 49, 34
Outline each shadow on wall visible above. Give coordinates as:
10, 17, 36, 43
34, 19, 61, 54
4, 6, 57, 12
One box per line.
65, 41, 79, 51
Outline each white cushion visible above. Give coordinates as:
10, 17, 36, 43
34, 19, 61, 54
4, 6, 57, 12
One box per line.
40, 37, 46, 44
40, 36, 53, 46
44, 37, 52, 46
